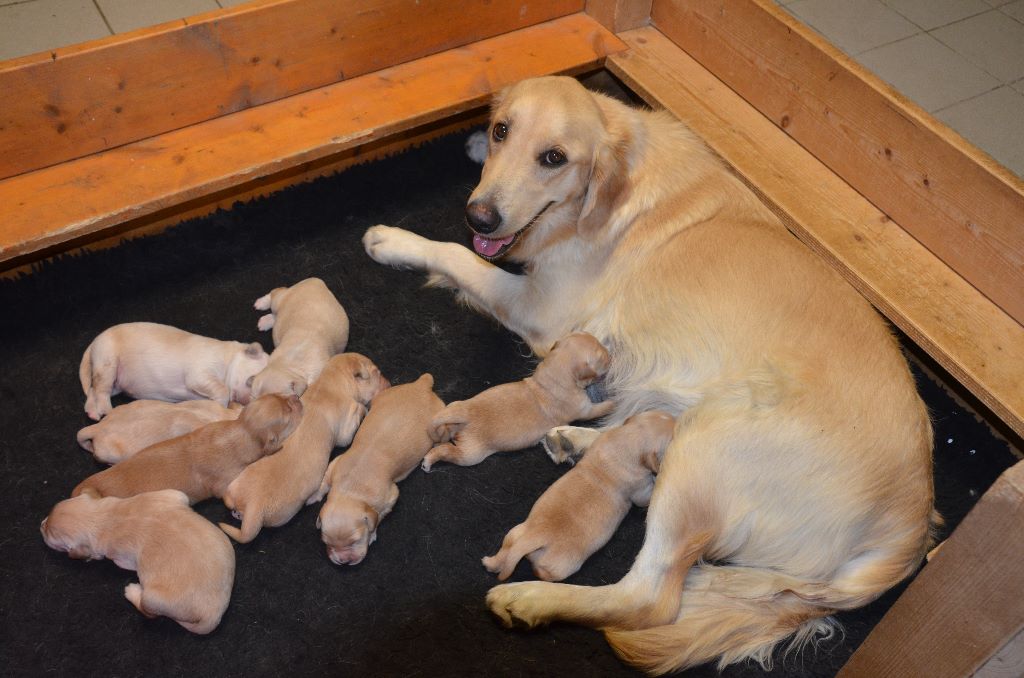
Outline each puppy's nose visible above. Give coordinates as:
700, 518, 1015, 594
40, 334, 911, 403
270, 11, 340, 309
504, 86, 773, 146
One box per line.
465, 201, 502, 234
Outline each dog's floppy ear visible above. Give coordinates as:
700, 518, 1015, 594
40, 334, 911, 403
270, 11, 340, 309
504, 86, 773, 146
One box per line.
245, 342, 265, 358
578, 135, 628, 236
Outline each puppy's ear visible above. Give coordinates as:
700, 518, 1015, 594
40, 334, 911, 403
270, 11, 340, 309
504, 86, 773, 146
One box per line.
245, 342, 265, 358
363, 506, 380, 533
578, 135, 629, 236
574, 362, 599, 389
246, 375, 255, 388
315, 512, 323, 530
640, 450, 662, 474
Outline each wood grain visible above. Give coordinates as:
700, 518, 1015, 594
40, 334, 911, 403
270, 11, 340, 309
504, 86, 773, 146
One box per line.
0, 14, 623, 263
586, 0, 653, 31
649, 0, 1024, 327
0, 0, 582, 180
607, 27, 1024, 437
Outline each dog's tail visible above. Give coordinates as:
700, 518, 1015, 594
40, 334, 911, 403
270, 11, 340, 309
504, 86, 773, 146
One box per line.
481, 524, 541, 581
605, 563, 842, 674
76, 424, 98, 452
218, 507, 263, 544
429, 402, 468, 442
78, 341, 94, 396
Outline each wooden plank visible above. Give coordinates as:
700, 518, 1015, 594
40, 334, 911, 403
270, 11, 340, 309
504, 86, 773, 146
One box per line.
838, 461, 1024, 677
606, 27, 1024, 438
649, 0, 1024, 327
0, 0, 581, 180
0, 14, 624, 263
586, 0, 652, 31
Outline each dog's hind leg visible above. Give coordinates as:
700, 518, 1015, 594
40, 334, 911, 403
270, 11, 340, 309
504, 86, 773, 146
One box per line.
542, 425, 601, 464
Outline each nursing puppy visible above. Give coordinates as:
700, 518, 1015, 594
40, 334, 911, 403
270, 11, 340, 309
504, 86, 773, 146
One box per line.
249, 278, 350, 398
41, 489, 234, 634
219, 353, 389, 543
314, 374, 444, 566
363, 76, 936, 673
80, 322, 268, 420
422, 332, 613, 471
77, 399, 241, 464
72, 393, 302, 503
483, 411, 675, 582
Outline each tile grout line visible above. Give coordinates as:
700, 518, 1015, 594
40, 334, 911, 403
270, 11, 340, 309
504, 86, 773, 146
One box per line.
91, 0, 115, 36
931, 83, 1011, 115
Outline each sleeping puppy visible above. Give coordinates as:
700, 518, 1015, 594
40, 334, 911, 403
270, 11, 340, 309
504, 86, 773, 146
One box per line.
79, 322, 269, 420
313, 374, 445, 566
483, 411, 675, 582
72, 393, 302, 503
76, 399, 241, 464
249, 278, 350, 398
40, 489, 234, 634
422, 332, 613, 471
219, 353, 389, 543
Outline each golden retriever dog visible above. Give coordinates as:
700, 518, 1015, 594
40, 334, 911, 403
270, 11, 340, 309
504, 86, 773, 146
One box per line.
73, 393, 303, 503
362, 76, 935, 673
41, 489, 234, 634
76, 399, 241, 465
483, 410, 675, 583
219, 353, 389, 543
250, 277, 351, 398
313, 374, 445, 566
422, 332, 613, 472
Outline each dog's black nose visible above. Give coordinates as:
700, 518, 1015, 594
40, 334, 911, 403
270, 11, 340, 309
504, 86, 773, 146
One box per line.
465, 201, 502, 234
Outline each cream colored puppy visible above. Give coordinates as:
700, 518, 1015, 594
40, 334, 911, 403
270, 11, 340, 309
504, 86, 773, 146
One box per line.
76, 399, 241, 464
313, 374, 445, 566
249, 278, 350, 398
40, 489, 234, 634
422, 332, 613, 471
80, 322, 269, 420
219, 353, 389, 543
72, 394, 302, 503
483, 411, 675, 582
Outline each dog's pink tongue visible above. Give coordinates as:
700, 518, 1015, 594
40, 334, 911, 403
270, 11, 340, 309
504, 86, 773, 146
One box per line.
473, 233, 514, 257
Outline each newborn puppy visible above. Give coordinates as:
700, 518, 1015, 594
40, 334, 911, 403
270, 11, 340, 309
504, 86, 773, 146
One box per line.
314, 373, 445, 566
77, 399, 241, 465
72, 394, 302, 503
482, 410, 676, 582
249, 278, 350, 398
40, 489, 234, 634
80, 322, 269, 420
219, 353, 389, 543
422, 332, 614, 471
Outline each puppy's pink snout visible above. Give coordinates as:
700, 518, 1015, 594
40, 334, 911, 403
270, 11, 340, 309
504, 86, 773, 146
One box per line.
327, 545, 366, 566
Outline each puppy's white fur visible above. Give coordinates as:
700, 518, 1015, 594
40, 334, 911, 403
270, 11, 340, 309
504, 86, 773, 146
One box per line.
40, 490, 234, 634
363, 76, 935, 672
79, 322, 268, 420
76, 399, 240, 464
250, 278, 350, 398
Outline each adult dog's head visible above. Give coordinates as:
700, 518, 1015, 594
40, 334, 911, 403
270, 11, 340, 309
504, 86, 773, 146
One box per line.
466, 76, 628, 262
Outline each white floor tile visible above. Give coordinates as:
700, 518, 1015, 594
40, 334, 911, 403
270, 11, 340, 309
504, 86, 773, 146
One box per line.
932, 10, 1024, 82
0, 0, 110, 61
882, 0, 990, 30
937, 86, 1024, 177
858, 33, 1000, 111
96, 0, 220, 34
788, 0, 920, 54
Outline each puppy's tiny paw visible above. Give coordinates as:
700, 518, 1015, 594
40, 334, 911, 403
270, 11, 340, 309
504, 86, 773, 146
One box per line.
231, 509, 242, 521
542, 429, 577, 465
257, 313, 275, 331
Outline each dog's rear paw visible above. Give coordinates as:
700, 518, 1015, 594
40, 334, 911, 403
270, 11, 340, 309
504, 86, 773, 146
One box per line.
541, 426, 593, 465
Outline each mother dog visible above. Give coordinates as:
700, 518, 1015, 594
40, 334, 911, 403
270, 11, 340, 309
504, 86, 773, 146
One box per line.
363, 76, 935, 673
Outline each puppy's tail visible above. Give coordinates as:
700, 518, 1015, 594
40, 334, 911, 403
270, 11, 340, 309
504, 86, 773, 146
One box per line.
481, 524, 541, 581
605, 564, 841, 674
76, 424, 97, 452
219, 507, 263, 544
78, 341, 94, 395
429, 402, 467, 442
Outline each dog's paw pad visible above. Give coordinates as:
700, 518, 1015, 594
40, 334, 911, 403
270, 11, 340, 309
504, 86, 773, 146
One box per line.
541, 429, 577, 465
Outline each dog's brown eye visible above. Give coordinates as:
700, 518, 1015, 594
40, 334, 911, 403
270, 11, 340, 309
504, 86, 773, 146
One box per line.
540, 149, 567, 167
492, 123, 508, 142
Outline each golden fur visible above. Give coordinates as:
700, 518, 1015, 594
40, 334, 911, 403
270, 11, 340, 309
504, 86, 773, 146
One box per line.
219, 353, 388, 543
73, 394, 303, 503
422, 332, 613, 471
363, 76, 935, 672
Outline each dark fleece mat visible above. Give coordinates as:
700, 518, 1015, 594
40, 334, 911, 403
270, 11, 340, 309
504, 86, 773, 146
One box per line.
0, 131, 1016, 678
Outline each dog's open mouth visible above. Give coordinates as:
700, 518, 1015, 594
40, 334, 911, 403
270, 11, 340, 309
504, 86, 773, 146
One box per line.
471, 201, 553, 260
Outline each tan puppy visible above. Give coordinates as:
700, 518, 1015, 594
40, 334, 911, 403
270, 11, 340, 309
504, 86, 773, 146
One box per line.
40, 489, 234, 634
313, 374, 444, 566
422, 332, 614, 471
80, 322, 269, 420
76, 399, 241, 464
249, 278, 350, 398
483, 411, 676, 582
219, 353, 389, 543
72, 394, 302, 503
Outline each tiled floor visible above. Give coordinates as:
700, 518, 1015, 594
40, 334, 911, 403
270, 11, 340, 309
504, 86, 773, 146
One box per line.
1, 0, 1022, 177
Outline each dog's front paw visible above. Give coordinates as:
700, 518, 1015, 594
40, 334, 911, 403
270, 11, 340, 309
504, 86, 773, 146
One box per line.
363, 225, 431, 270
486, 582, 551, 629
